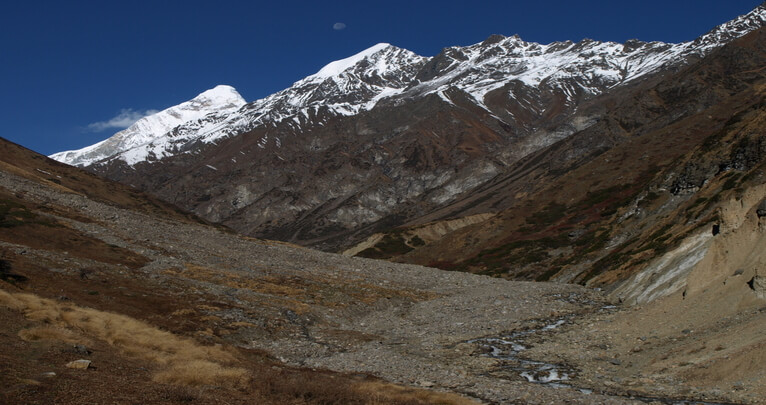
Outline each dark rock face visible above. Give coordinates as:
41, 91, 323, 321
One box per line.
749, 275, 766, 298
757, 199, 766, 218
0, 259, 27, 283
414, 47, 469, 82
670, 163, 718, 195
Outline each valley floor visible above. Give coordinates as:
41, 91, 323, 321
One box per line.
1, 163, 764, 404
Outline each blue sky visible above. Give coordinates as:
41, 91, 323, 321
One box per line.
1, 0, 762, 156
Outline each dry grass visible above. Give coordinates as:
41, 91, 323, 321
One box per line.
154, 359, 250, 387
171, 263, 437, 311
356, 381, 479, 405
17, 325, 81, 344
0, 288, 480, 404
251, 367, 479, 405
170, 308, 195, 316
229, 321, 258, 328
175, 264, 307, 297
0, 289, 249, 388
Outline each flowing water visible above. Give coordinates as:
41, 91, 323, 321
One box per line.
468, 310, 739, 404
468, 316, 592, 393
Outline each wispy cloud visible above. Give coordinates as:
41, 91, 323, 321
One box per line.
333, 22, 346, 31
86, 108, 159, 132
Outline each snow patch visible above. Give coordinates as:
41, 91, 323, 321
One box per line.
308, 43, 391, 80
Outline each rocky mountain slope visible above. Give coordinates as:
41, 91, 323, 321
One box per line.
369, 23, 766, 297
51, 5, 766, 254
0, 137, 626, 403
6, 138, 766, 403
6, 137, 766, 404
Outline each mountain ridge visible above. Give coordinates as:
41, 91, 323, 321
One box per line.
52, 5, 766, 169
46, 5, 766, 263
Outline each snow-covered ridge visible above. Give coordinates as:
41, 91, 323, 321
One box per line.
51, 5, 765, 167
51, 85, 245, 166
308, 43, 393, 80
690, 5, 766, 51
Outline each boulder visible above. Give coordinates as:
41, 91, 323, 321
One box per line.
73, 344, 91, 355
749, 275, 766, 299
757, 199, 766, 218
65, 359, 91, 370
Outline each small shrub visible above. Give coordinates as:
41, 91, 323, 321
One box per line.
0, 259, 28, 283
688, 197, 708, 209
600, 208, 618, 217
645, 191, 661, 201
409, 235, 426, 247
0, 259, 9, 272
526, 202, 568, 226
356, 233, 413, 259
536, 267, 561, 282
18, 326, 80, 343
721, 173, 742, 190
580, 184, 633, 207
581, 251, 628, 283
0, 199, 58, 228
578, 228, 611, 253
153, 360, 249, 388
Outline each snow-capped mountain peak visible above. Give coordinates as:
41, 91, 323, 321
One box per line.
212, 42, 427, 130
50, 85, 245, 166
308, 43, 393, 80
191, 85, 247, 109
50, 4, 765, 168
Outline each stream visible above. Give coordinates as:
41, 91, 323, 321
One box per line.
468, 315, 590, 392
468, 310, 740, 405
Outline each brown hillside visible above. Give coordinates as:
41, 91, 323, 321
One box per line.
372, 27, 766, 288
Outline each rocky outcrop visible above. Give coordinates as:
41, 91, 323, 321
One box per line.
749, 273, 766, 298
757, 198, 766, 218
611, 232, 714, 305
